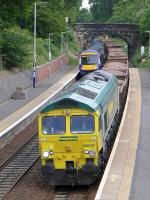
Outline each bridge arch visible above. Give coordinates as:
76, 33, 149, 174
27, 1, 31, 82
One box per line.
74, 23, 140, 57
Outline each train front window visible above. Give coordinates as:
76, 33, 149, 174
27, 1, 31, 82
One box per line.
42, 116, 65, 135
81, 55, 98, 65
71, 115, 94, 134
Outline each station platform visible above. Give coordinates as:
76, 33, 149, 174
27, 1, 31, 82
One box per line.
130, 69, 150, 199
95, 68, 150, 200
0, 66, 78, 137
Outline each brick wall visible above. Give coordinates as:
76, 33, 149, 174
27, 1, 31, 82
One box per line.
36, 53, 68, 83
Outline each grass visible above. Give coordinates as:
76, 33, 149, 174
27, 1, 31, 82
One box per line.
68, 52, 78, 66
131, 46, 149, 68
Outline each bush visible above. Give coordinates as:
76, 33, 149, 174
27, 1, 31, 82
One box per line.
0, 26, 80, 70
1, 26, 32, 69
68, 52, 78, 66
131, 46, 149, 68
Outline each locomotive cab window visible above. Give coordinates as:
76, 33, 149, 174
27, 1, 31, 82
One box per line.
42, 116, 65, 134
71, 115, 94, 134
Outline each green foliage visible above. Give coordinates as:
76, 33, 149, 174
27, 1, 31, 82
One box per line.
110, 0, 138, 23
131, 46, 149, 68
0, 0, 82, 69
36, 8, 64, 38
65, 0, 81, 10
68, 31, 80, 53
88, 0, 150, 36
139, 7, 150, 33
110, 0, 150, 34
77, 8, 92, 23
64, 0, 82, 23
68, 53, 78, 66
90, 0, 114, 22
0, 0, 35, 28
106, 0, 150, 53
1, 27, 32, 69
36, 38, 49, 65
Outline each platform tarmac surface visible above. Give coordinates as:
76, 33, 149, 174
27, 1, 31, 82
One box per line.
95, 68, 150, 200
0, 66, 78, 135
95, 68, 141, 200
129, 69, 150, 200
0, 65, 75, 121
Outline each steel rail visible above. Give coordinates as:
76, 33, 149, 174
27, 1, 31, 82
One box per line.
53, 186, 89, 200
0, 135, 39, 200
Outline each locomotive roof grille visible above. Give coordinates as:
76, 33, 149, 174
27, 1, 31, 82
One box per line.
75, 87, 97, 100
41, 70, 118, 113
58, 87, 98, 100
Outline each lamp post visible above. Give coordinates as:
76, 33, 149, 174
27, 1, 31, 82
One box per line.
33, 1, 48, 88
61, 32, 64, 54
145, 31, 150, 69
66, 31, 71, 51
48, 33, 53, 61
61, 31, 71, 54
33, 2, 37, 88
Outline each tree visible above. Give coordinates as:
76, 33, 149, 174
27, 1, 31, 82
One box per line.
139, 7, 150, 33
90, 0, 114, 22
0, 0, 35, 28
64, 0, 82, 24
77, 8, 92, 23
1, 27, 32, 69
36, 7, 65, 38
0, 0, 81, 69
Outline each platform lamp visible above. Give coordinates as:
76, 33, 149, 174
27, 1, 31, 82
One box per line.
145, 31, 150, 69
61, 32, 65, 55
61, 31, 71, 54
66, 31, 71, 52
33, 1, 48, 88
48, 33, 53, 61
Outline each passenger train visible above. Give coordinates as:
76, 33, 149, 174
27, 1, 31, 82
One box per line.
38, 70, 119, 185
77, 39, 108, 79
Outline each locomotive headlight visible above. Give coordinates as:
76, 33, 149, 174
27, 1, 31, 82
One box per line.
42, 151, 49, 158
89, 150, 96, 157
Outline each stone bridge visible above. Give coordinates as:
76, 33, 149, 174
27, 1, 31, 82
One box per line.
74, 23, 140, 56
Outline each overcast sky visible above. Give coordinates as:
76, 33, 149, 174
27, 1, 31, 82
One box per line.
82, 0, 90, 9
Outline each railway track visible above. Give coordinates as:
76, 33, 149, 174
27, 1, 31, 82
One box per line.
0, 134, 39, 200
53, 186, 89, 200
0, 40, 129, 200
